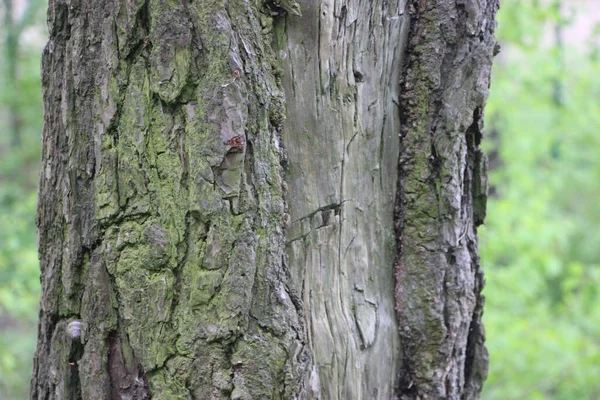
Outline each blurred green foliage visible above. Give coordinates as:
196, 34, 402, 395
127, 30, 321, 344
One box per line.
481, 1, 600, 398
0, 1, 45, 398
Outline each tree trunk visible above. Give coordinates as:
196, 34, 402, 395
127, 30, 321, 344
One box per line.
3, 0, 23, 147
32, 0, 497, 399
394, 2, 495, 398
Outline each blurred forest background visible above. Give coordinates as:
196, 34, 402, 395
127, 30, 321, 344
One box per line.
1, 0, 599, 398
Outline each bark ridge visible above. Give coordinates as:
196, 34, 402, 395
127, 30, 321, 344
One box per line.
394, 1, 498, 399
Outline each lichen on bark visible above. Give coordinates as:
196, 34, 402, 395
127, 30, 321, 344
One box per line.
394, 1, 498, 399
33, 0, 307, 398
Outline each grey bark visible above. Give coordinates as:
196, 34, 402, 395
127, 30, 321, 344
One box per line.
394, 1, 497, 398
32, 0, 497, 399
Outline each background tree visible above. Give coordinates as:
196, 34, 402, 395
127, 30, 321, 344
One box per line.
2, 0, 44, 147
31, 0, 497, 399
0, 1, 45, 398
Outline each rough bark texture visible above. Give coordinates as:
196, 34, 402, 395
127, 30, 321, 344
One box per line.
33, 1, 307, 398
281, 1, 408, 399
394, 1, 497, 399
32, 0, 496, 399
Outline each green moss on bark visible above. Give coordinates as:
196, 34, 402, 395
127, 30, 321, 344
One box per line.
34, 0, 306, 398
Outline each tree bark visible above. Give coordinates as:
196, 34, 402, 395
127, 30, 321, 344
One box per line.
32, 0, 497, 399
394, 1, 496, 399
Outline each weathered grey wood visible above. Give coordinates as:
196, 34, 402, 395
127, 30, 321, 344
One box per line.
281, 1, 409, 398
32, 0, 497, 398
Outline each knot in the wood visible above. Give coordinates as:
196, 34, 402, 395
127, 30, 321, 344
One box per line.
225, 135, 245, 149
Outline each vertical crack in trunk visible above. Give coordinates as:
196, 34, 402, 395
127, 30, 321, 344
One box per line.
394, 1, 499, 399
